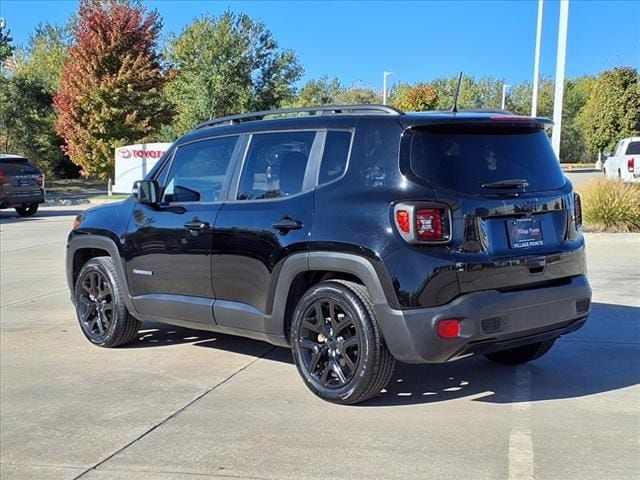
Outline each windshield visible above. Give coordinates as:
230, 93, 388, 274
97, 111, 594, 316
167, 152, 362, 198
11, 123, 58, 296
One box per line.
409, 126, 566, 193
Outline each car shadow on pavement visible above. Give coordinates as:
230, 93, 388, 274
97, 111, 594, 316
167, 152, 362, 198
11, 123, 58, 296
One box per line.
129, 322, 293, 362
362, 302, 640, 407
128, 302, 639, 406
0, 208, 83, 224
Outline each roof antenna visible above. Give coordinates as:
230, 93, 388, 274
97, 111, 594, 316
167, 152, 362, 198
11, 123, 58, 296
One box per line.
451, 71, 463, 113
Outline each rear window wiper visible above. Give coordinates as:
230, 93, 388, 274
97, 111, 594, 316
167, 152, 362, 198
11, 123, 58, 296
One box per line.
481, 179, 529, 189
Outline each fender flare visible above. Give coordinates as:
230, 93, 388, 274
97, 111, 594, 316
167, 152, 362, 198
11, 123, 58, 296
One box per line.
267, 251, 397, 340
66, 234, 138, 314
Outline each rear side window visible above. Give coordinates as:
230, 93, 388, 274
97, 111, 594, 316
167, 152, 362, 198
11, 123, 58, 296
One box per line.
162, 136, 238, 203
409, 127, 566, 193
626, 142, 640, 155
0, 160, 40, 175
319, 131, 351, 184
237, 131, 315, 200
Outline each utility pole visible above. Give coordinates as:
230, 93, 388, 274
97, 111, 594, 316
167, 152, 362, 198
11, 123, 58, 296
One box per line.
383, 71, 393, 105
532, 0, 544, 116
501, 83, 511, 110
551, 0, 570, 158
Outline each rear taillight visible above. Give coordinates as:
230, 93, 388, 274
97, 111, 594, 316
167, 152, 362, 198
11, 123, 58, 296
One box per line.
416, 208, 444, 241
394, 203, 451, 244
574, 193, 582, 229
628, 157, 635, 172
0, 170, 7, 186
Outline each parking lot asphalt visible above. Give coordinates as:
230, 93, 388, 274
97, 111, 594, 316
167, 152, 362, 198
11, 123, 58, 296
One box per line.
1, 205, 639, 480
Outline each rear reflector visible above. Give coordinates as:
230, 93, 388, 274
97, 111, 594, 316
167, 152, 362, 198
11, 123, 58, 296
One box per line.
437, 319, 461, 339
628, 158, 635, 172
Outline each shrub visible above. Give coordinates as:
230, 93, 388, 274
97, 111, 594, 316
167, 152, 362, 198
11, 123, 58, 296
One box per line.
576, 178, 640, 232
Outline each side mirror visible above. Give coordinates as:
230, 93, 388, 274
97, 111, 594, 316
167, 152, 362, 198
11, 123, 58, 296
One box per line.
603, 151, 612, 158
132, 180, 160, 205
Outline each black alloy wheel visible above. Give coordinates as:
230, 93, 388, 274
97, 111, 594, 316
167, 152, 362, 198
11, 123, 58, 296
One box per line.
77, 269, 114, 342
74, 257, 141, 347
298, 297, 361, 388
291, 280, 395, 404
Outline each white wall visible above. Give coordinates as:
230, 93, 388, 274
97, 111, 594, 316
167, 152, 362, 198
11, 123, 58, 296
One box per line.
113, 143, 172, 194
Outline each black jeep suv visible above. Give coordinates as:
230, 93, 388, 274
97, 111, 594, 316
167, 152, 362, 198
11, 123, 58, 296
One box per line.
67, 105, 591, 404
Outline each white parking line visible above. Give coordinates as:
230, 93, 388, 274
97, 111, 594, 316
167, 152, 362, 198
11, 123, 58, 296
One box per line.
508, 366, 534, 480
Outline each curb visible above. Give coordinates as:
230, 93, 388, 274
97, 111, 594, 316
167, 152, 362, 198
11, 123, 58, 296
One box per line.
45, 197, 126, 206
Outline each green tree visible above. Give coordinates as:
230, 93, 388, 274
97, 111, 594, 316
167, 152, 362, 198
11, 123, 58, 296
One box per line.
0, 23, 13, 67
0, 23, 77, 176
336, 83, 381, 105
163, 11, 303, 137
294, 76, 342, 106
581, 67, 640, 154
54, 0, 171, 179
507, 78, 554, 118
14, 23, 72, 91
393, 83, 438, 111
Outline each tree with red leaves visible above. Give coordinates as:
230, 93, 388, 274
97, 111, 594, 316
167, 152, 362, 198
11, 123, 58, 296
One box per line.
54, 0, 171, 179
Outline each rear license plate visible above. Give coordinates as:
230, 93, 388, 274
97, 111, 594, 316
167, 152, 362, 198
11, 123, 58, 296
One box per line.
507, 218, 543, 249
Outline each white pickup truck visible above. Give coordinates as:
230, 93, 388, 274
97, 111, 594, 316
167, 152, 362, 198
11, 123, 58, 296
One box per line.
603, 137, 640, 182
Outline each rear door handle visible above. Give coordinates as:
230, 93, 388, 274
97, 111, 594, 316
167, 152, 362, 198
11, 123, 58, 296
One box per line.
271, 218, 303, 233
184, 220, 210, 231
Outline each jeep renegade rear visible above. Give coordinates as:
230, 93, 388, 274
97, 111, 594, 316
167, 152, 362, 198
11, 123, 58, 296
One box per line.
67, 105, 591, 404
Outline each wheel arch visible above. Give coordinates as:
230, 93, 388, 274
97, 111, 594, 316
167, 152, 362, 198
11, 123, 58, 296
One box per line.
66, 234, 138, 314
271, 252, 398, 342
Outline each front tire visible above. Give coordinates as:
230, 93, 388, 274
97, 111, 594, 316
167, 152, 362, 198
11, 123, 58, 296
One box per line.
291, 280, 395, 404
15, 203, 38, 217
74, 256, 141, 347
484, 339, 556, 365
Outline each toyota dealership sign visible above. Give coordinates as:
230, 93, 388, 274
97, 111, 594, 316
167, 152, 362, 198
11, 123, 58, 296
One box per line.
113, 143, 172, 193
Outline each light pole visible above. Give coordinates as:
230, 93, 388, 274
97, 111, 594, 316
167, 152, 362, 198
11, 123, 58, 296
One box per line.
551, 0, 570, 158
501, 83, 511, 110
383, 71, 393, 105
532, 0, 544, 116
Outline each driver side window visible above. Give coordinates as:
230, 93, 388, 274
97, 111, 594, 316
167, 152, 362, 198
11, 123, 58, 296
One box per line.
162, 136, 238, 203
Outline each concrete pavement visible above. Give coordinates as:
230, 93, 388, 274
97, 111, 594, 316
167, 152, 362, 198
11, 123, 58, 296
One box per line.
1, 205, 639, 480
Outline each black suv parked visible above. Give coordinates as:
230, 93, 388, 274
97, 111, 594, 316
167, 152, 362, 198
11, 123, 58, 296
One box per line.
67, 105, 591, 404
0, 154, 45, 216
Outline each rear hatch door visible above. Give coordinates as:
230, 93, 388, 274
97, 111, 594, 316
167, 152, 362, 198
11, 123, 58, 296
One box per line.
0, 159, 43, 194
406, 121, 585, 294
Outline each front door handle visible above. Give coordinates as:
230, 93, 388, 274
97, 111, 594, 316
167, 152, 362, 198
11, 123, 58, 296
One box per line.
184, 220, 210, 231
272, 217, 303, 233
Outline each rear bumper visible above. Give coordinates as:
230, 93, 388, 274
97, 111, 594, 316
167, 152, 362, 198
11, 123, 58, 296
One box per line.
0, 191, 45, 208
374, 275, 591, 363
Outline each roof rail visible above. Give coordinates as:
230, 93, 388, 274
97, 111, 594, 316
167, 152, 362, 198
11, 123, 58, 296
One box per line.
194, 104, 403, 130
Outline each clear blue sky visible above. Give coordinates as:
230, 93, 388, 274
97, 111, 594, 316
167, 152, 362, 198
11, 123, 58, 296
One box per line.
1, 0, 639, 89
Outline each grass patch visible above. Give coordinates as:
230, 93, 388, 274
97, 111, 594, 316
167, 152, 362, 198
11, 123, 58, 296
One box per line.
88, 194, 130, 201
576, 178, 640, 232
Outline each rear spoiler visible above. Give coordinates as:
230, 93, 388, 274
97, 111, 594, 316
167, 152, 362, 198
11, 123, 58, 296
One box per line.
400, 115, 554, 130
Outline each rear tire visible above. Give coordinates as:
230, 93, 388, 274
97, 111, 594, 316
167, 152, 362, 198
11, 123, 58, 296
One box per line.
291, 280, 395, 404
74, 256, 141, 347
15, 203, 38, 217
484, 339, 555, 365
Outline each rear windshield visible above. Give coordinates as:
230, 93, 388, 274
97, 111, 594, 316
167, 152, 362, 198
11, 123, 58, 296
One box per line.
0, 159, 40, 175
409, 127, 566, 193
626, 142, 640, 155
